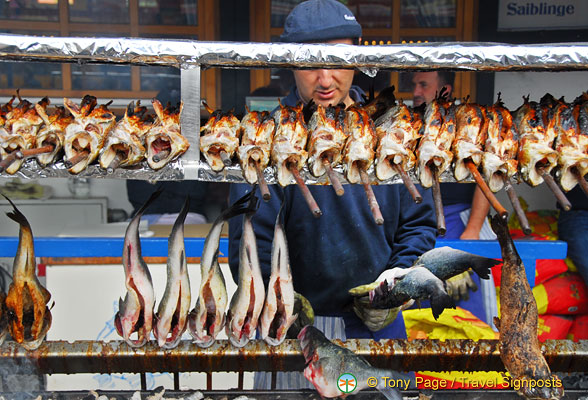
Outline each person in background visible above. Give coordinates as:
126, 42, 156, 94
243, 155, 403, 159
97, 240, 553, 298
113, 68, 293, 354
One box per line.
558, 186, 588, 286
411, 71, 492, 321
229, 0, 436, 389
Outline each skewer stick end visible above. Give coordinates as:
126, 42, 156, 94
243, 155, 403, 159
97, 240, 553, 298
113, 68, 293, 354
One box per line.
522, 227, 532, 236
437, 227, 446, 236
312, 209, 323, 218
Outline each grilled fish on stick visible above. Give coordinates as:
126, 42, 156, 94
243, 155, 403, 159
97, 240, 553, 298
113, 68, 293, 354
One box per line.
3, 196, 52, 350
114, 189, 161, 348
0, 97, 45, 174
153, 197, 191, 349
416, 89, 455, 188
200, 102, 239, 171
237, 108, 275, 199
342, 104, 384, 224
554, 95, 588, 193
272, 101, 322, 217
0, 96, 15, 168
189, 190, 257, 348
146, 99, 189, 170
307, 103, 347, 195
453, 100, 487, 181
63, 95, 116, 174
514, 96, 559, 187
491, 214, 564, 400
373, 100, 423, 203
259, 204, 298, 346
226, 192, 264, 347
100, 101, 154, 172
482, 97, 520, 192
35, 101, 73, 167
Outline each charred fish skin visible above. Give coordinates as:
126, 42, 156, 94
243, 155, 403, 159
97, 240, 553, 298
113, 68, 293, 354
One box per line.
114, 189, 162, 348
35, 103, 72, 167
153, 197, 191, 349
491, 215, 564, 400
226, 195, 265, 348
298, 325, 407, 400
3, 195, 52, 350
259, 204, 298, 346
306, 103, 347, 177
238, 110, 276, 184
415, 246, 500, 281
146, 99, 189, 170
342, 105, 377, 184
199, 102, 240, 172
369, 266, 455, 320
188, 190, 258, 348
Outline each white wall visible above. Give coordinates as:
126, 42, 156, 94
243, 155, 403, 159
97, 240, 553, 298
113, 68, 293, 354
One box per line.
492, 71, 588, 212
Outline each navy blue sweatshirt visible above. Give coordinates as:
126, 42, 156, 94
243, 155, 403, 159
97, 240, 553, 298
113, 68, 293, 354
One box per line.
228, 87, 437, 315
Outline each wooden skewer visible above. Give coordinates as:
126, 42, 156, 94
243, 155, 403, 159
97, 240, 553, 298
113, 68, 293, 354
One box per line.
538, 166, 571, 211
0, 152, 18, 173
254, 161, 271, 201
359, 164, 384, 225
393, 163, 422, 203
573, 167, 588, 198
16, 144, 55, 159
220, 150, 232, 166
465, 159, 508, 220
502, 175, 532, 236
288, 162, 322, 218
152, 150, 170, 163
430, 164, 446, 236
106, 152, 125, 174
322, 157, 344, 196
64, 150, 90, 168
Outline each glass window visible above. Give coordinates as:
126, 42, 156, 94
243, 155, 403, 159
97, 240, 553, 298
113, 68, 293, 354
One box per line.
0, 30, 62, 90
347, 1, 393, 29
139, 0, 197, 25
270, 0, 304, 28
71, 64, 131, 91
69, 0, 129, 24
0, 0, 59, 22
400, 0, 456, 28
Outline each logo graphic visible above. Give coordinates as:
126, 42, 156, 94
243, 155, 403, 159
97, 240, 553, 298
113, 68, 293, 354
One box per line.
338, 373, 357, 393
344, 14, 357, 21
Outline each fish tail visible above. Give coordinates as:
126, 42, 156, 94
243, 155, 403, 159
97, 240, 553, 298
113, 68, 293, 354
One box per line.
174, 196, 190, 229
491, 214, 521, 264
3, 195, 31, 231
131, 188, 163, 219
218, 190, 259, 222
471, 257, 500, 280
430, 293, 455, 320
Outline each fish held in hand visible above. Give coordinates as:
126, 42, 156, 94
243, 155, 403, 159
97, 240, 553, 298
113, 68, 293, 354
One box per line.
259, 205, 298, 346
415, 246, 500, 281
298, 325, 407, 400
226, 195, 265, 347
366, 266, 455, 320
153, 197, 191, 349
114, 189, 161, 348
3, 195, 52, 350
146, 99, 189, 170
491, 214, 564, 400
188, 190, 257, 348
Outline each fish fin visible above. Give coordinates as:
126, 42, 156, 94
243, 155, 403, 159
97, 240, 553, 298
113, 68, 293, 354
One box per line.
3, 195, 31, 230
471, 258, 501, 280
430, 293, 455, 320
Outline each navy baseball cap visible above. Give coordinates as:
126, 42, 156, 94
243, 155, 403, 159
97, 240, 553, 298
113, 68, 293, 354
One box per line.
280, 0, 362, 43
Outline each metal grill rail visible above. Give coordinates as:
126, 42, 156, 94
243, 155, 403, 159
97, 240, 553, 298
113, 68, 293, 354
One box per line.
1, 339, 586, 375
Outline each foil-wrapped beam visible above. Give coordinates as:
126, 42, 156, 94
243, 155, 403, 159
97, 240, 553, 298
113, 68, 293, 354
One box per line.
2, 34, 588, 71
0, 339, 585, 375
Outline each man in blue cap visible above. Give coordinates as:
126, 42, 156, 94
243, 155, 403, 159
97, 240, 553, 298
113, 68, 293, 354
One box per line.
229, 0, 436, 388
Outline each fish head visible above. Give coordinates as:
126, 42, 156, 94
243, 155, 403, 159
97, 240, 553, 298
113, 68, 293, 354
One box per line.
115, 294, 141, 342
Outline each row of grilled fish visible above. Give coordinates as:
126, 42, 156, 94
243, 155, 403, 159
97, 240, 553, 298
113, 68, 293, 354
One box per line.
200, 88, 588, 195
0, 94, 189, 175
0, 196, 53, 350
115, 189, 298, 349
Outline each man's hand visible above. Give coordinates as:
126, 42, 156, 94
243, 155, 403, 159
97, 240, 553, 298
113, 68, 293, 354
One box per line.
445, 270, 477, 301
349, 268, 412, 332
